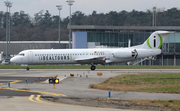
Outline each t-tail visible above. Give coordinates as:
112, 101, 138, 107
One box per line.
141, 31, 174, 49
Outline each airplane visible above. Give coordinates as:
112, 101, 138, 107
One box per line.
10, 31, 173, 71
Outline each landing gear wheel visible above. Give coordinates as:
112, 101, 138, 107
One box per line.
91, 65, 96, 70
26, 67, 29, 71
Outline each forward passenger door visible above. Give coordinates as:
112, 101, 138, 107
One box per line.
28, 51, 33, 63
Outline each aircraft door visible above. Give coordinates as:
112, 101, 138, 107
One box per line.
28, 51, 33, 63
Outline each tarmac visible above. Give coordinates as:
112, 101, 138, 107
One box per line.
1, 69, 180, 111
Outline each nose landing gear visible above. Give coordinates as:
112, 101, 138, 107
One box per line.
26, 67, 29, 71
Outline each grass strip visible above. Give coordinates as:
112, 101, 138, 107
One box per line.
90, 73, 180, 93
129, 99, 180, 110
90, 73, 180, 110
89, 99, 180, 110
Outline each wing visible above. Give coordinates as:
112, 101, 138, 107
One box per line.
74, 56, 106, 65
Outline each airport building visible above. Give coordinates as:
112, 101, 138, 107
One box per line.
71, 25, 180, 66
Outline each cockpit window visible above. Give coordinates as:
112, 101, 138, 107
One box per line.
18, 53, 25, 56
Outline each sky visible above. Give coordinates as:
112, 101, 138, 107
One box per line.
1, 0, 180, 19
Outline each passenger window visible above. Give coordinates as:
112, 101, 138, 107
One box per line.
67, 56, 69, 60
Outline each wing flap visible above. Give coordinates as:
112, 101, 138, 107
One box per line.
75, 56, 105, 61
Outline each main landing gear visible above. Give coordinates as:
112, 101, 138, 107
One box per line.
90, 65, 96, 70
26, 67, 30, 71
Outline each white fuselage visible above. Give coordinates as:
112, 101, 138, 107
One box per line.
10, 48, 161, 65
9, 31, 172, 71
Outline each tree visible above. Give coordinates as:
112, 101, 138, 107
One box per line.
1, 8, 180, 41
34, 10, 44, 25
72, 11, 85, 25
40, 10, 52, 26
11, 11, 31, 27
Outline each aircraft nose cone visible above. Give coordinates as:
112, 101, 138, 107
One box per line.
10, 57, 16, 63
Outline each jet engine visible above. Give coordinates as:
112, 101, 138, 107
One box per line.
113, 49, 138, 58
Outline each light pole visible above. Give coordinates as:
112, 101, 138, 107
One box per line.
67, 0, 75, 49
9, 3, 12, 43
4, 1, 8, 60
152, 6, 156, 27
56, 5, 62, 44
4, 0, 12, 60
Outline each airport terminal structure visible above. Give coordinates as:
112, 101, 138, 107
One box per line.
1, 25, 180, 65
71, 25, 180, 66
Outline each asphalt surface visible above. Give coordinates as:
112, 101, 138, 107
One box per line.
1, 69, 180, 100
0, 96, 137, 111
1, 69, 180, 111
0, 76, 49, 96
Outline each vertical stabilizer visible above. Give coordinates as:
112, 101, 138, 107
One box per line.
141, 31, 173, 49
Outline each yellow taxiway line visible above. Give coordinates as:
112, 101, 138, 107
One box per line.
0, 79, 66, 97
28, 95, 126, 111
0, 87, 66, 97
0, 80, 22, 85
0, 72, 15, 75
0, 70, 43, 75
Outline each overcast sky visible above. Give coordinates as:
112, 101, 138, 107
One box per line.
1, 0, 180, 19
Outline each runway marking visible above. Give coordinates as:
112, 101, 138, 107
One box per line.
0, 80, 22, 85
36, 70, 43, 72
0, 73, 9, 74
29, 95, 41, 103
0, 87, 66, 97
0, 80, 18, 81
26, 70, 43, 73
28, 95, 136, 111
0, 72, 16, 75
10, 97, 29, 99
0, 70, 43, 75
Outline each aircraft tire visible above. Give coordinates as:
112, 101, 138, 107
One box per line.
26, 67, 29, 71
91, 66, 96, 70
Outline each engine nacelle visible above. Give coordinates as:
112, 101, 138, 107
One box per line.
113, 49, 137, 58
